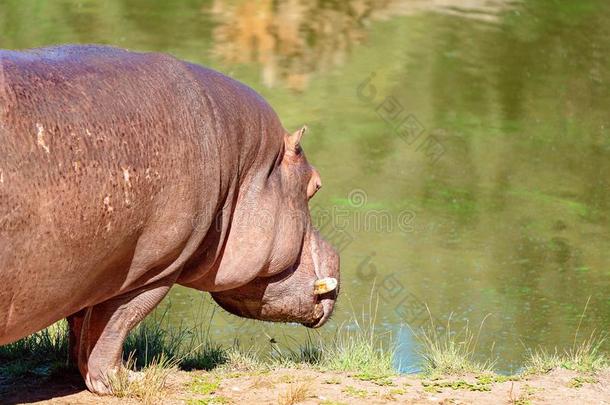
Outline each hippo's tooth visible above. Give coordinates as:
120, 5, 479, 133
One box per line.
313, 277, 338, 295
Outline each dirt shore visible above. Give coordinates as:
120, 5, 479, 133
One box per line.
1, 367, 608, 404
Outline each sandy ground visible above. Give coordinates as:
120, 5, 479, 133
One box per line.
1, 367, 609, 404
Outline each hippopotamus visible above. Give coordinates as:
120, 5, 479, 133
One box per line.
0, 45, 339, 394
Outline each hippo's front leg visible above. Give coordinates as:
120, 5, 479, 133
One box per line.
74, 277, 176, 394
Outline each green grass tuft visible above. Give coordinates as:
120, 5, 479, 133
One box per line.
413, 310, 495, 376
262, 295, 395, 378
316, 297, 395, 377
523, 298, 608, 374
523, 333, 607, 374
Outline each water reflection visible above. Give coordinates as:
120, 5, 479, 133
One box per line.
210, 0, 376, 90
210, 0, 515, 90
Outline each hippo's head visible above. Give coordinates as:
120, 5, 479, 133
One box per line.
196, 125, 340, 328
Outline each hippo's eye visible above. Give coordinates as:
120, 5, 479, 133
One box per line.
307, 167, 322, 199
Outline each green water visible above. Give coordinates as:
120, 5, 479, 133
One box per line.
2, 0, 609, 372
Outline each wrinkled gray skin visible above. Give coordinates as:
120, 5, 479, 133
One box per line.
0, 45, 339, 394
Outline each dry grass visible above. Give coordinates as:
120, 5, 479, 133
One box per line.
218, 346, 265, 373
507, 381, 533, 405
107, 353, 178, 404
249, 376, 275, 389
277, 381, 312, 405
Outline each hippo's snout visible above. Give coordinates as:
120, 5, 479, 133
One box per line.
302, 235, 339, 328
211, 229, 340, 327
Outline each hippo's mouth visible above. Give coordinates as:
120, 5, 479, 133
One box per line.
302, 301, 332, 328
303, 283, 337, 328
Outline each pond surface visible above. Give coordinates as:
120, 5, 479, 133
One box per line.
2, 0, 609, 372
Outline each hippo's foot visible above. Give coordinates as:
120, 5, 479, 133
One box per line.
83, 367, 143, 395
72, 277, 176, 395
84, 369, 116, 395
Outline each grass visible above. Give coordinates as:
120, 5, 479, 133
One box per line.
123, 311, 186, 367
107, 352, 178, 404
568, 376, 598, 388
124, 306, 230, 371
523, 337, 607, 374
1, 297, 608, 402
216, 345, 264, 373
508, 382, 535, 405
523, 298, 608, 374
0, 321, 70, 379
186, 375, 233, 404
277, 381, 311, 405
318, 321, 394, 376
188, 375, 220, 395
312, 296, 395, 377
342, 385, 369, 398
259, 295, 395, 379
413, 309, 495, 376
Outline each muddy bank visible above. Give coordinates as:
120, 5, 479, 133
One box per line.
1, 367, 608, 404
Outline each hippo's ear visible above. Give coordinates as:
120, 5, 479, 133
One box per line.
285, 125, 307, 155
